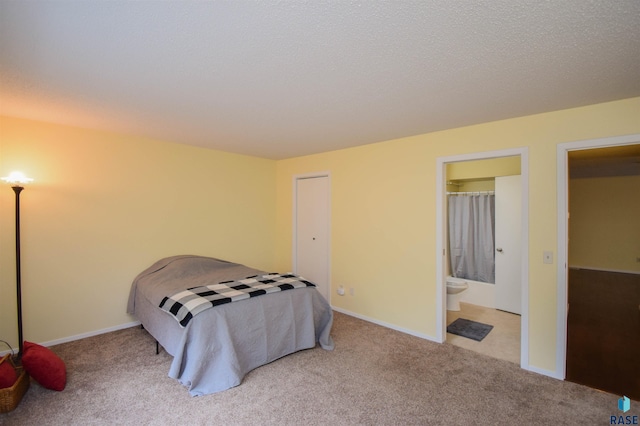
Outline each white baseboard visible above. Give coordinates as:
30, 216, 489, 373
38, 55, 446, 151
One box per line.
331, 306, 439, 343
0, 321, 141, 356
526, 364, 563, 380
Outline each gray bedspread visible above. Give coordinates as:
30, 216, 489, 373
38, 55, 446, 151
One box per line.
127, 255, 334, 396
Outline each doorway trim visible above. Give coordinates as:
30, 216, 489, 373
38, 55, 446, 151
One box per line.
436, 147, 530, 370
292, 171, 332, 304
556, 133, 640, 380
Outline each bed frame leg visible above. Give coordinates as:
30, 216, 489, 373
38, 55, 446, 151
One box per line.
140, 324, 158, 354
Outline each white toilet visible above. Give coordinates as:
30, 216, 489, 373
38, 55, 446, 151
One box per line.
446, 277, 468, 311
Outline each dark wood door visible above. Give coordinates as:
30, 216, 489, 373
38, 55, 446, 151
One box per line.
566, 268, 640, 400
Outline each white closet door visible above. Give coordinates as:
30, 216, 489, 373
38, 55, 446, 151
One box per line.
295, 176, 330, 302
495, 175, 522, 314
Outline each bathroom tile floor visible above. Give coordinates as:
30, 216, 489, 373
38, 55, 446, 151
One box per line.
446, 302, 520, 364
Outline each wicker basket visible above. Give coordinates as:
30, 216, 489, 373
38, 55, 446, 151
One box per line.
0, 354, 30, 413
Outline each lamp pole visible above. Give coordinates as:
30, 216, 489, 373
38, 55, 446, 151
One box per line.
12, 185, 24, 358
2, 171, 32, 361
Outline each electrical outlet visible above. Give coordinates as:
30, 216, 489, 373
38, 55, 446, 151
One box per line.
337, 285, 345, 296
349, 287, 354, 296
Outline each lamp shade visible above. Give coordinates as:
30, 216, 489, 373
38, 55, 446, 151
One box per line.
1, 171, 33, 185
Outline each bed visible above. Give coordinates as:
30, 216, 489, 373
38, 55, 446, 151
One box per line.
126, 255, 334, 396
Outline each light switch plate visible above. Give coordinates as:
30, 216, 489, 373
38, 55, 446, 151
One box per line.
543, 251, 553, 264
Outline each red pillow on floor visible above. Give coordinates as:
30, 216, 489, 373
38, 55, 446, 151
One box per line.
0, 359, 18, 388
21, 341, 66, 391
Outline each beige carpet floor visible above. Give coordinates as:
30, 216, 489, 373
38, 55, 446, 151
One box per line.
1, 312, 636, 425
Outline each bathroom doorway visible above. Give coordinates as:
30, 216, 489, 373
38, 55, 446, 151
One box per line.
435, 148, 529, 369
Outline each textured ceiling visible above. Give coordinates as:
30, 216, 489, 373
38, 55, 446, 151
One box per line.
1, 1, 639, 160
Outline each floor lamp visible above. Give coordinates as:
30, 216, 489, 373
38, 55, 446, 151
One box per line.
2, 171, 33, 359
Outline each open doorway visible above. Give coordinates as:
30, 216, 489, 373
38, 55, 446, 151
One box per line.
436, 148, 529, 369
559, 140, 640, 399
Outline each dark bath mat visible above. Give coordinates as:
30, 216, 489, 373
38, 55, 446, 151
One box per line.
447, 318, 494, 342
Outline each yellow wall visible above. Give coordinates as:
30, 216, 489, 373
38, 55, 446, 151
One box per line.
446, 156, 521, 192
275, 97, 640, 373
2, 97, 639, 377
447, 156, 521, 180
569, 175, 640, 272
0, 116, 276, 345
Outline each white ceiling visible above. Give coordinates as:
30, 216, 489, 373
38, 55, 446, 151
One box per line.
1, 1, 639, 160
